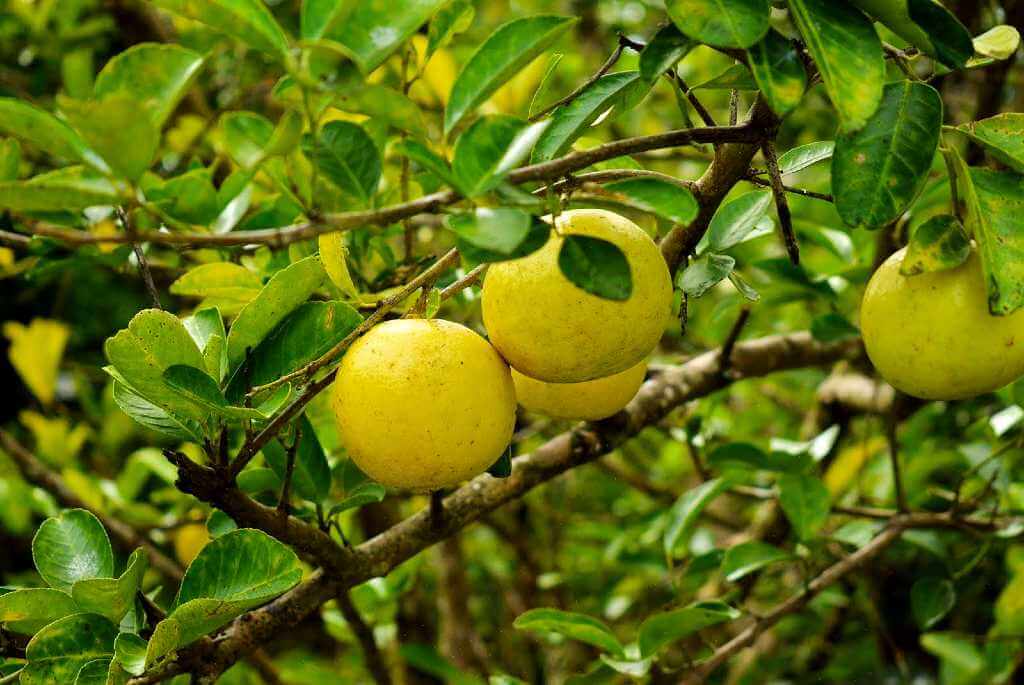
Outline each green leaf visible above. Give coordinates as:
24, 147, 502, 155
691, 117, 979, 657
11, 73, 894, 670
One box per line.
513, 609, 624, 657
329, 482, 387, 516
532, 71, 646, 163
226, 255, 327, 367
705, 442, 808, 474
306, 121, 381, 204
637, 601, 740, 658
664, 478, 730, 558
777, 473, 830, 540
427, 0, 474, 57
788, 0, 884, 132
237, 468, 282, 496
639, 23, 695, 82
221, 111, 285, 171
32, 509, 114, 592
104, 309, 209, 422
0, 97, 98, 168
229, 300, 362, 396
151, 0, 291, 61
692, 63, 758, 91
113, 632, 147, 676
809, 313, 860, 343
847, 0, 973, 69
20, 613, 117, 685
73, 658, 113, 685
162, 365, 263, 420
558, 234, 632, 301
332, 85, 427, 138
170, 262, 263, 309
453, 115, 548, 196
264, 109, 305, 159
964, 166, 1024, 315
721, 541, 792, 582
0, 588, 78, 635
110, 381, 203, 441
747, 29, 806, 116
444, 208, 533, 256
393, 139, 458, 188
263, 415, 330, 503
93, 43, 205, 128
58, 93, 159, 181
973, 25, 1021, 61
457, 216, 551, 265
920, 632, 984, 676
677, 253, 735, 298
71, 549, 148, 625
0, 137, 20, 181
833, 80, 942, 229
142, 168, 220, 226
702, 190, 772, 252
911, 577, 956, 630
666, 0, 770, 49
777, 141, 834, 175
0, 171, 119, 212
603, 178, 699, 225
900, 215, 970, 276
956, 114, 1024, 174
325, 0, 449, 73
300, 0, 354, 40
147, 529, 302, 666
445, 15, 578, 135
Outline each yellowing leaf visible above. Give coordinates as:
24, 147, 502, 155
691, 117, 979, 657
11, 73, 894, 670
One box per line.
18, 411, 91, 467
824, 435, 887, 495
486, 53, 550, 115
317, 233, 359, 297
90, 219, 121, 254
4, 318, 70, 405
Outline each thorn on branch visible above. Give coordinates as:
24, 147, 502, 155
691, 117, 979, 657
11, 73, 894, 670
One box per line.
760, 140, 801, 265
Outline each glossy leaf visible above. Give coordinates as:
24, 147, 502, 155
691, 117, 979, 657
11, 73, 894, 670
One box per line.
73, 658, 113, 685
300, 0, 354, 40
93, 43, 205, 128
900, 215, 970, 276
226, 255, 327, 367
427, 0, 475, 57
721, 541, 792, 582
788, 0, 884, 131
833, 81, 942, 229
263, 415, 330, 503
332, 84, 427, 138
603, 178, 699, 224
393, 139, 458, 188
677, 253, 735, 298
637, 601, 740, 657
747, 29, 806, 116
973, 25, 1021, 60
170, 262, 263, 309
457, 216, 551, 265
58, 93, 159, 181
445, 208, 533, 256
104, 309, 209, 422
453, 115, 548, 196
326, 0, 449, 73
778, 473, 830, 540
777, 141, 834, 175
230, 300, 362, 396
142, 168, 220, 225
666, 0, 770, 49
151, 0, 291, 61
71, 548, 148, 625
705, 442, 808, 474
911, 577, 956, 630
514, 608, 624, 657
702, 190, 772, 252
532, 71, 646, 163
32, 509, 114, 591
847, 0, 973, 69
0, 588, 78, 634
445, 15, 577, 135
664, 478, 730, 558
558, 234, 632, 301
114, 632, 147, 676
110, 381, 203, 441
639, 23, 694, 82
329, 482, 387, 516
163, 365, 263, 420
957, 114, 1024, 174
964, 166, 1024, 315
0, 175, 116, 212
692, 63, 757, 91
221, 112, 275, 171
0, 97, 97, 167
20, 613, 117, 685
306, 121, 381, 204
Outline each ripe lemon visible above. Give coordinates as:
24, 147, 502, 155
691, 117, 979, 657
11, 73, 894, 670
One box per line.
512, 361, 647, 421
482, 209, 672, 383
173, 523, 210, 567
331, 319, 516, 490
861, 247, 1024, 400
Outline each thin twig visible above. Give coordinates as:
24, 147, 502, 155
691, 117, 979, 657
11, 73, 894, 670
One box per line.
529, 39, 626, 122
336, 592, 392, 685
439, 264, 487, 301
719, 307, 752, 376
746, 175, 833, 202
277, 428, 300, 517
760, 140, 800, 265
0, 229, 29, 247
672, 72, 717, 127
119, 207, 163, 309
886, 415, 909, 512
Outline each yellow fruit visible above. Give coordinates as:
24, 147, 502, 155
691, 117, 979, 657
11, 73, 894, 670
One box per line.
512, 361, 647, 421
482, 209, 673, 383
173, 523, 210, 567
861, 247, 1024, 400
331, 319, 516, 490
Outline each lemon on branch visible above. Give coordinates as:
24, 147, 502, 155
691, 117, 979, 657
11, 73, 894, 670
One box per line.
512, 361, 647, 421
